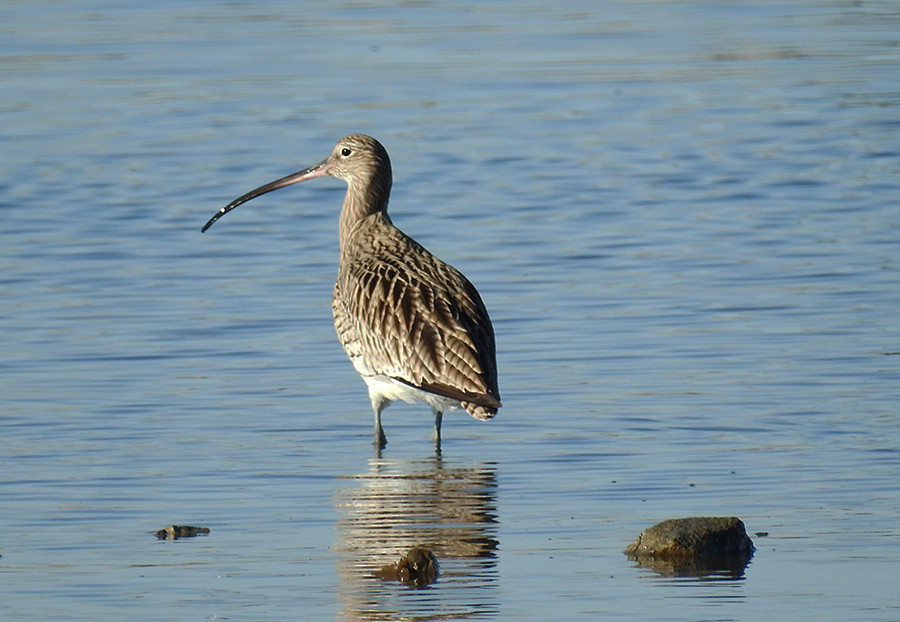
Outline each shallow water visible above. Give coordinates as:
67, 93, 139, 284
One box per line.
2, 1, 900, 620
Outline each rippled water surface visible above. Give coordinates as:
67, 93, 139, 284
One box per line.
2, 1, 899, 620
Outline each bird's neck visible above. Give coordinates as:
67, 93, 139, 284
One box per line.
338, 176, 393, 254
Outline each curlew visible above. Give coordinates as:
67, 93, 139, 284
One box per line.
202, 134, 500, 451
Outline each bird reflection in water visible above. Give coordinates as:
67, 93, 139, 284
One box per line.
334, 456, 498, 621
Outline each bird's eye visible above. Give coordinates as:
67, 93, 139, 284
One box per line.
341, 148, 352, 157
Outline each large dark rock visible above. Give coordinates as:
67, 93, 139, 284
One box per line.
625, 516, 754, 577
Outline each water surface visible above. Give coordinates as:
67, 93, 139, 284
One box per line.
2, 1, 899, 620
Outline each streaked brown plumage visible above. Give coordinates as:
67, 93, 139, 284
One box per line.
202, 134, 500, 450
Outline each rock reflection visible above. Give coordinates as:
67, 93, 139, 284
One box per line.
335, 456, 498, 621
628, 554, 752, 580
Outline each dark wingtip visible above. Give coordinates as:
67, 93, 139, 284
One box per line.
397, 378, 501, 414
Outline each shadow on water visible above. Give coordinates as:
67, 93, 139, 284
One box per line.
334, 456, 499, 621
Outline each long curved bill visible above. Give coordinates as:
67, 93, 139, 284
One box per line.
201, 158, 331, 232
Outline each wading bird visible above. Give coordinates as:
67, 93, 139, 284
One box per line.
203, 134, 500, 451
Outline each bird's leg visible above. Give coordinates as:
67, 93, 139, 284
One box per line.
430, 408, 443, 449
371, 397, 388, 451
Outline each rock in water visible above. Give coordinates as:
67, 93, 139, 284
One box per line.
625, 516, 754, 559
375, 546, 440, 587
154, 525, 210, 539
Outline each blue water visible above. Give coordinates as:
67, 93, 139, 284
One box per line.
2, 1, 899, 620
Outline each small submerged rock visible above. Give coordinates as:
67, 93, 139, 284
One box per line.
155, 525, 210, 540
375, 546, 440, 587
625, 517, 754, 577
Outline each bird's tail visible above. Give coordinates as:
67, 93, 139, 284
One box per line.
463, 401, 499, 421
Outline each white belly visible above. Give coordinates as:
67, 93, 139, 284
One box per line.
361, 374, 461, 414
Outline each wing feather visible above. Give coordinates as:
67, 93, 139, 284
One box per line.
333, 218, 500, 412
